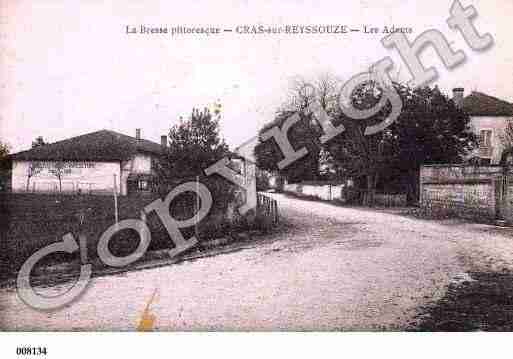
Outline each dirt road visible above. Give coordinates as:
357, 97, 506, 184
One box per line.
2, 193, 512, 331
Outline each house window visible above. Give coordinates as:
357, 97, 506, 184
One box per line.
138, 180, 148, 191
478, 129, 493, 158
479, 129, 492, 147
151, 157, 158, 171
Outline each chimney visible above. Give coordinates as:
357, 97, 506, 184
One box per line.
452, 88, 464, 108
135, 128, 141, 140
161, 135, 167, 147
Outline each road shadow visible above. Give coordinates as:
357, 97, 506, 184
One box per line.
410, 271, 513, 331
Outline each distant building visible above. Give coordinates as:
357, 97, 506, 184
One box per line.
453, 88, 513, 165
9, 129, 166, 195
232, 137, 258, 193
232, 136, 283, 192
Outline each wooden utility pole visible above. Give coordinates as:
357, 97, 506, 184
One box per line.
194, 175, 200, 238
113, 174, 119, 225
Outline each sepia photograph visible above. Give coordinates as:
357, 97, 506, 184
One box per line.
1, 0, 513, 357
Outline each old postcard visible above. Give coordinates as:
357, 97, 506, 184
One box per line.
1, 0, 513, 357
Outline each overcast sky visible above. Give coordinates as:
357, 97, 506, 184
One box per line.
1, 0, 512, 153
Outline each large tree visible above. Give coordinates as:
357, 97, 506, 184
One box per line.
254, 110, 322, 183
255, 73, 474, 204
254, 74, 340, 183
324, 83, 475, 204
157, 104, 237, 224
158, 106, 229, 182
322, 80, 401, 205
390, 85, 475, 201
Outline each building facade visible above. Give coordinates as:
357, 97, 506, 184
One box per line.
9, 129, 165, 195
453, 88, 513, 165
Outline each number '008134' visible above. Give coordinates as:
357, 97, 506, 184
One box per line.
16, 347, 47, 356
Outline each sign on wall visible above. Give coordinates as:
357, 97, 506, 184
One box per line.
36, 161, 97, 175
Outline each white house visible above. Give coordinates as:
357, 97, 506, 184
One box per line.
10, 129, 165, 195
453, 88, 513, 165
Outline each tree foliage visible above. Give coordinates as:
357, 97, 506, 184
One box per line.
254, 75, 339, 183
390, 85, 474, 199
254, 110, 322, 183
498, 119, 513, 165
31, 136, 47, 148
156, 104, 237, 223
325, 83, 475, 203
393, 85, 474, 165
158, 107, 229, 182
0, 141, 10, 191
254, 74, 475, 204
322, 80, 400, 203
49, 161, 67, 192
0, 141, 9, 171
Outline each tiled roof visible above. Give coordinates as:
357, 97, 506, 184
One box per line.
10, 130, 162, 161
462, 91, 513, 117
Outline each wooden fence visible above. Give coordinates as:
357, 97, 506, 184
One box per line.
373, 193, 407, 207
257, 193, 279, 225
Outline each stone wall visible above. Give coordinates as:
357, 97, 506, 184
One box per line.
283, 182, 345, 202
374, 193, 407, 207
283, 181, 407, 206
420, 164, 502, 221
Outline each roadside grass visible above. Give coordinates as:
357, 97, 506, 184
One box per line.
0, 193, 227, 279
0, 192, 284, 282
0, 193, 166, 278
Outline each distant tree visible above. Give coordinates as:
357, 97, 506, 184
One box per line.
323, 81, 400, 205
282, 74, 340, 114
254, 110, 322, 183
318, 148, 338, 180
254, 74, 341, 183
31, 136, 47, 148
0, 141, 9, 170
158, 107, 229, 182
499, 119, 513, 165
0, 141, 10, 191
500, 119, 513, 146
256, 73, 474, 204
49, 161, 68, 192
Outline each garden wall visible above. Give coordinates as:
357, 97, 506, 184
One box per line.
283, 181, 345, 201
419, 164, 502, 222
283, 181, 407, 207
